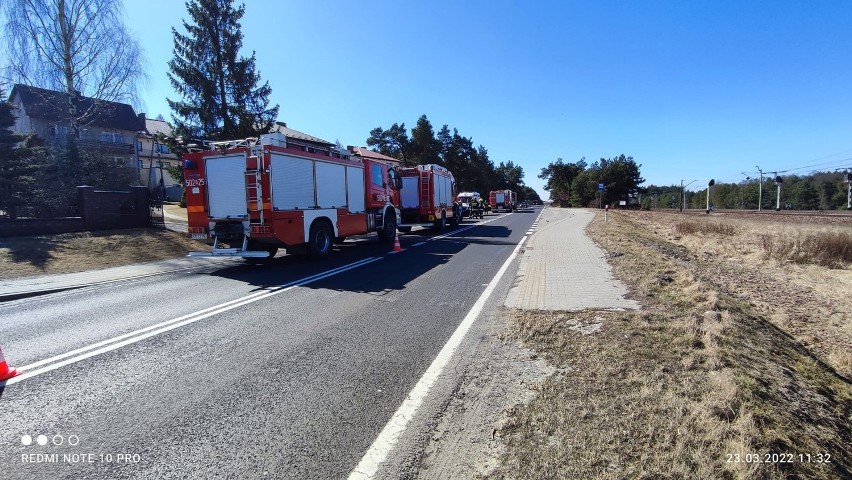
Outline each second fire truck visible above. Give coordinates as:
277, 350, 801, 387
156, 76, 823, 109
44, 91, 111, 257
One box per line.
397, 164, 460, 232
489, 189, 517, 213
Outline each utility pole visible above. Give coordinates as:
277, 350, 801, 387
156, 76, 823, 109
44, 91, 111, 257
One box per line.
755, 166, 764, 211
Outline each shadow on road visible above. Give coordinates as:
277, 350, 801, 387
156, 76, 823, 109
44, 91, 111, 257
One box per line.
205, 222, 514, 294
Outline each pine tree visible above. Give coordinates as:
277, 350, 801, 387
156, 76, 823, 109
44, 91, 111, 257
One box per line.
167, 0, 278, 141
409, 115, 442, 166
0, 92, 50, 218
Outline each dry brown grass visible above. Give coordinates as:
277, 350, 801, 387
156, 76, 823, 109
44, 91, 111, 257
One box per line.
0, 228, 203, 278
761, 231, 852, 268
676, 220, 737, 236
492, 210, 851, 479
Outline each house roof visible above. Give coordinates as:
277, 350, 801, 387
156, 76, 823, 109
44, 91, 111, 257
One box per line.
270, 122, 333, 147
10, 84, 141, 132
347, 146, 400, 164
145, 118, 173, 137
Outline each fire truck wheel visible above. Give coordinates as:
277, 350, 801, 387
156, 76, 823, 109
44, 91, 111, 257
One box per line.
378, 212, 396, 243
308, 221, 333, 258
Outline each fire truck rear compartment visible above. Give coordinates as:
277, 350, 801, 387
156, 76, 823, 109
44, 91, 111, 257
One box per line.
204, 154, 249, 220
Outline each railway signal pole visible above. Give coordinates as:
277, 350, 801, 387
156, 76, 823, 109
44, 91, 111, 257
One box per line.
756, 166, 764, 211
847, 170, 852, 210
740, 173, 750, 209
773, 173, 783, 211
706, 179, 715, 213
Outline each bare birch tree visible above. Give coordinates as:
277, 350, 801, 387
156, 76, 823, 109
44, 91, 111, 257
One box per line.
1, 0, 146, 175
2, 0, 146, 106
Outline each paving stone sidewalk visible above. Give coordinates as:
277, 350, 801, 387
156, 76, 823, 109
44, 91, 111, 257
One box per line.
504, 208, 639, 311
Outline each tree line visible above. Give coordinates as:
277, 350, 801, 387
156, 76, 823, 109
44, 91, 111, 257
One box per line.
538, 155, 645, 207
367, 115, 539, 202
643, 172, 851, 211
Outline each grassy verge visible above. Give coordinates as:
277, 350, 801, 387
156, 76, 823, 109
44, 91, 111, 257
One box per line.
493, 210, 851, 479
0, 228, 202, 278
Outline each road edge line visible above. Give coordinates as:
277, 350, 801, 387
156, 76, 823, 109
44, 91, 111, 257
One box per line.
348, 234, 528, 479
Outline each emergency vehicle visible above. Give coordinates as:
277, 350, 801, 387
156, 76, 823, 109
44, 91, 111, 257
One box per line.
456, 191, 481, 218
489, 189, 517, 213
397, 164, 460, 232
183, 133, 401, 259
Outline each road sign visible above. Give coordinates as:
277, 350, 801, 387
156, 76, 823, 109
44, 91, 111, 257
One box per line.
598, 183, 605, 191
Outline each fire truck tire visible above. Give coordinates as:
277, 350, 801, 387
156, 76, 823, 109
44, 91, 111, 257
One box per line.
378, 212, 396, 243
308, 220, 333, 258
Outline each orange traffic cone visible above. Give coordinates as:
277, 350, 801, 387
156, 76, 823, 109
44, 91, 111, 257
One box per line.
392, 232, 403, 253
0, 345, 19, 382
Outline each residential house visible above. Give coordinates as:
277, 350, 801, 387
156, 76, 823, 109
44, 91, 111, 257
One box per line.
136, 114, 182, 200
269, 121, 336, 153
8, 84, 142, 174
346, 146, 400, 167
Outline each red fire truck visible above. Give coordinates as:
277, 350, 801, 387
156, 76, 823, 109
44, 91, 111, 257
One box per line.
183, 134, 401, 259
489, 189, 516, 213
397, 164, 460, 232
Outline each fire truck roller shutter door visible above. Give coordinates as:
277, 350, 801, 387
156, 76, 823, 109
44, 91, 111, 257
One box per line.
205, 154, 248, 218
402, 176, 419, 209
270, 152, 315, 210
316, 161, 346, 208
438, 175, 449, 205
346, 166, 365, 213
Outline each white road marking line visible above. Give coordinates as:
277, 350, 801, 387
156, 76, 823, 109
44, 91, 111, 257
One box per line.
411, 242, 426, 247
5, 257, 381, 386
348, 234, 528, 480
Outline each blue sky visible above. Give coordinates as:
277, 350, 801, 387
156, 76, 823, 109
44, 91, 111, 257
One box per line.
123, 0, 852, 198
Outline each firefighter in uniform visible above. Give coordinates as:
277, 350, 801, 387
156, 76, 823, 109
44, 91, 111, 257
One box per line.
474, 197, 484, 219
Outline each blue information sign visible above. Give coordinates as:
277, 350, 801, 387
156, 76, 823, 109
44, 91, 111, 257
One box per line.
598, 183, 605, 191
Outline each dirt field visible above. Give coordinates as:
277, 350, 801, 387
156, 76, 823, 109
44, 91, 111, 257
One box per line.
493, 210, 851, 479
0, 228, 202, 279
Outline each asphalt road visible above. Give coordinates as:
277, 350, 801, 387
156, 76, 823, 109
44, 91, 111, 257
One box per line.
0, 207, 540, 479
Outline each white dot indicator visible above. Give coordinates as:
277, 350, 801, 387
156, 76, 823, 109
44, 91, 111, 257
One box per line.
21, 435, 32, 446
36, 435, 48, 446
